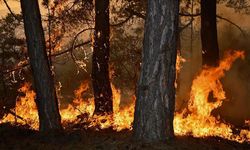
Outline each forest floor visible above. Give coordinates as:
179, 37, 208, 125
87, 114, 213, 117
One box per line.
0, 123, 250, 150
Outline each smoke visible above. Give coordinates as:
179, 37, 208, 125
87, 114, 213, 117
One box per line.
51, 3, 250, 127
217, 25, 250, 126
2, 0, 249, 126
176, 4, 250, 126
214, 4, 250, 126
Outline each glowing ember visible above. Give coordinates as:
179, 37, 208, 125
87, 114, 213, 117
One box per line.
1, 50, 250, 143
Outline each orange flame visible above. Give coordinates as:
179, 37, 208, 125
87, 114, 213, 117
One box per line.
1, 51, 250, 143
0, 81, 134, 131
0, 83, 38, 129
174, 50, 250, 143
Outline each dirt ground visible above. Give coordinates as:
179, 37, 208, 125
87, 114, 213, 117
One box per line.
0, 123, 249, 150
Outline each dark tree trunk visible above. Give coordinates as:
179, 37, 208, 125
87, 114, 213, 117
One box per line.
133, 0, 179, 142
92, 0, 113, 115
0, 48, 6, 99
201, 0, 219, 66
20, 0, 62, 133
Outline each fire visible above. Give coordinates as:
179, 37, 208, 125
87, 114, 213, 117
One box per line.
0, 80, 134, 131
1, 50, 250, 143
175, 53, 186, 87
60, 81, 94, 122
60, 81, 135, 131
176, 52, 186, 73
174, 50, 250, 143
0, 83, 38, 129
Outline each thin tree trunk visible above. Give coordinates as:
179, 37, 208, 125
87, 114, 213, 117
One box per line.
92, 0, 113, 115
0, 48, 6, 99
133, 0, 179, 142
201, 0, 219, 66
20, 0, 62, 133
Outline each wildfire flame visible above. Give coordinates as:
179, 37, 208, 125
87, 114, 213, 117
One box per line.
0, 80, 134, 131
1, 51, 250, 143
174, 50, 250, 143
0, 83, 38, 128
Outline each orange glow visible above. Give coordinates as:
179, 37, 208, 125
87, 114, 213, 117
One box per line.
174, 50, 250, 143
0, 83, 38, 129
0, 80, 134, 131
1, 51, 250, 143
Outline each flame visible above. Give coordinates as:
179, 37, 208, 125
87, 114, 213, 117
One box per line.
176, 52, 186, 74
1, 51, 250, 143
0, 80, 134, 131
0, 83, 38, 129
174, 50, 250, 143
175, 54, 186, 88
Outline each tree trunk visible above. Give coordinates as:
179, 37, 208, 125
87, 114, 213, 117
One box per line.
133, 0, 179, 142
0, 48, 6, 100
92, 0, 113, 115
20, 0, 62, 133
201, 0, 219, 66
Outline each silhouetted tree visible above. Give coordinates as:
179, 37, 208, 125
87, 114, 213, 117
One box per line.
92, 0, 113, 115
20, 0, 62, 133
201, 0, 220, 66
133, 0, 179, 142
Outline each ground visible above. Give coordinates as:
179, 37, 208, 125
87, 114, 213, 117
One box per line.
0, 123, 249, 150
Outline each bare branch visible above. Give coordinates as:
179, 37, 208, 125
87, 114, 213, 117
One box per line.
179, 18, 194, 32
3, 107, 27, 123
2, 40, 92, 75
71, 28, 94, 62
3, 0, 22, 22
53, 40, 91, 57
216, 15, 247, 37
2, 63, 29, 75
179, 13, 201, 17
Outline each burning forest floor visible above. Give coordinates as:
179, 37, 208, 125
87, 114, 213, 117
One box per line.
0, 123, 250, 150
1, 50, 250, 149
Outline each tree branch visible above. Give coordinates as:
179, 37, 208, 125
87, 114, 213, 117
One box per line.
2, 40, 91, 74
178, 13, 246, 37
179, 13, 201, 17
216, 15, 246, 37
3, 0, 22, 22
179, 18, 194, 32
3, 107, 27, 123
52, 40, 91, 57
71, 28, 94, 62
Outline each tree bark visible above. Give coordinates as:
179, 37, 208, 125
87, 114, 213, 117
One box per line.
92, 0, 113, 115
133, 0, 179, 142
201, 0, 219, 66
20, 0, 62, 133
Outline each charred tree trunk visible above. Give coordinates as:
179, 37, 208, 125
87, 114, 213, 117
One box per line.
20, 0, 62, 133
201, 0, 219, 66
92, 0, 113, 115
133, 0, 179, 142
